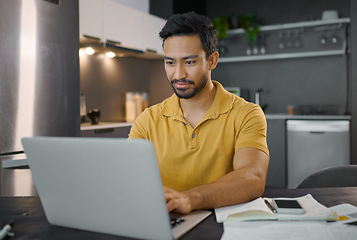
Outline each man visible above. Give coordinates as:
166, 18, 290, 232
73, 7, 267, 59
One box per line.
129, 12, 269, 214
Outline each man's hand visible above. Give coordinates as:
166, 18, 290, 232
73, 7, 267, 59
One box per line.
163, 186, 195, 214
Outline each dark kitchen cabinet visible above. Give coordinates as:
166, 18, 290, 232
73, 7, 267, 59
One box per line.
266, 119, 287, 188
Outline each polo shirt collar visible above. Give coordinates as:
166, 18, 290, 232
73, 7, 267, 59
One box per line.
161, 80, 234, 121
205, 80, 234, 119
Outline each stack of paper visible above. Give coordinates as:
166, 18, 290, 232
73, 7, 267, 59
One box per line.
215, 194, 337, 222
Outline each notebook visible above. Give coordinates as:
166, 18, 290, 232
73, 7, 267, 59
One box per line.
21, 137, 211, 240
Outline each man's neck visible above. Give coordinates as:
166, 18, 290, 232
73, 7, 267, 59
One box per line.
179, 80, 217, 128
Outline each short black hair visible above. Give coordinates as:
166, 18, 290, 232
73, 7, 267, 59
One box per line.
159, 12, 217, 59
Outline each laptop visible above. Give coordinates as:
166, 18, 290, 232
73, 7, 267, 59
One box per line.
21, 137, 211, 240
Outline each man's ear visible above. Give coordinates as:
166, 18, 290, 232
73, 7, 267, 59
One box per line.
208, 51, 219, 70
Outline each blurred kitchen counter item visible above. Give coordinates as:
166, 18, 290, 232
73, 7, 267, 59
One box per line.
265, 114, 351, 120
80, 122, 133, 131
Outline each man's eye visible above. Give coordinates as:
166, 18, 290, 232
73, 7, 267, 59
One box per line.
185, 61, 195, 65
166, 61, 174, 65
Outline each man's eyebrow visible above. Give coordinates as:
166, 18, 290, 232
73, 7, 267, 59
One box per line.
182, 55, 199, 60
164, 55, 199, 60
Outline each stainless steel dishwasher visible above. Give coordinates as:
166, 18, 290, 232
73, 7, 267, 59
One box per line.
287, 120, 350, 189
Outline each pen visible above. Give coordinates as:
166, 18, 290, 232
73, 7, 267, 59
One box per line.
264, 200, 277, 213
0, 220, 15, 240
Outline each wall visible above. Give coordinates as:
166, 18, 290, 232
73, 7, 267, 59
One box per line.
150, 0, 205, 19
206, 0, 349, 23
150, 0, 173, 19
214, 55, 348, 114
80, 55, 170, 122
148, 60, 173, 104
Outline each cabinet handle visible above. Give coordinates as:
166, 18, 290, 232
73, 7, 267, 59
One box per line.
95, 128, 114, 134
82, 35, 101, 41
106, 39, 122, 46
309, 131, 325, 134
105, 41, 144, 55
146, 48, 157, 53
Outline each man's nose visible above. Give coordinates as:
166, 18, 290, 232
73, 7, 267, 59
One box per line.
174, 64, 187, 80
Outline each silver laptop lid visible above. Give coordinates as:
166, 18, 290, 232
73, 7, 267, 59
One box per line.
22, 137, 173, 240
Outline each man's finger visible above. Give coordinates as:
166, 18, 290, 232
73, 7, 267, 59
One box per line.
166, 198, 177, 212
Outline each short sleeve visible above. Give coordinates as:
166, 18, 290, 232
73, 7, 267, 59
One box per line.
234, 105, 269, 156
128, 108, 150, 139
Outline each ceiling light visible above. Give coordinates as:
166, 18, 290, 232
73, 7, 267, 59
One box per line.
84, 47, 95, 55
105, 51, 116, 58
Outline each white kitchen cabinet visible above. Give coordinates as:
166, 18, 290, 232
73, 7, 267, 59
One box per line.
79, 0, 103, 40
103, 0, 145, 51
79, 0, 165, 58
143, 14, 166, 54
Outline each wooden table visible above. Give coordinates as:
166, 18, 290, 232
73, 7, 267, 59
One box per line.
1, 187, 356, 240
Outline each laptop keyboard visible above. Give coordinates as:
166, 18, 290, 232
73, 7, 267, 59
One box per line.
170, 218, 185, 228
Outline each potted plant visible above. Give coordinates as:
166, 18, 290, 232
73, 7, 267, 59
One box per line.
212, 16, 230, 54
240, 13, 260, 55
213, 16, 230, 39
240, 13, 260, 42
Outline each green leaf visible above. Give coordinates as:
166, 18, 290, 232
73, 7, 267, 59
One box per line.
213, 17, 230, 39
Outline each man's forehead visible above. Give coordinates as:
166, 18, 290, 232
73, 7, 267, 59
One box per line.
163, 35, 205, 59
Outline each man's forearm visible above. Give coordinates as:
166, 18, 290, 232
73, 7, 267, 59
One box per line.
184, 168, 266, 210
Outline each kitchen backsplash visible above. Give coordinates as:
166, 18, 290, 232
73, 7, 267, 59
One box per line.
80, 54, 171, 122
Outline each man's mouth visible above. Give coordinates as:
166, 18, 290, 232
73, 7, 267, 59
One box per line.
171, 79, 194, 89
175, 82, 190, 88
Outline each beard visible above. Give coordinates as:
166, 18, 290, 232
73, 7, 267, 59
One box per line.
170, 74, 208, 99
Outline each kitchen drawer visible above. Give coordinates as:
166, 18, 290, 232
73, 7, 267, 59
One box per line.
81, 126, 131, 138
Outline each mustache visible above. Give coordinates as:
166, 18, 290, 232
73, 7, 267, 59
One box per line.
171, 79, 194, 85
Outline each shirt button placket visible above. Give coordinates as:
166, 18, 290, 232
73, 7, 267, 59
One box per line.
190, 131, 198, 149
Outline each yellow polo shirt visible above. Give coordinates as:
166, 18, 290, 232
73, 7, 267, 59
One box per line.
129, 81, 269, 191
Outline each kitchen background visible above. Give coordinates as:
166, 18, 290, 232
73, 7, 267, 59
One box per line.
2, 0, 357, 195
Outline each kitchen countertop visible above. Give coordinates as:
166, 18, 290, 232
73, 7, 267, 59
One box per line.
265, 114, 351, 120
81, 122, 133, 131
80, 116, 351, 131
